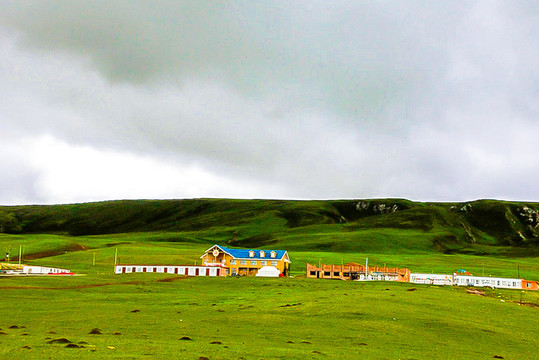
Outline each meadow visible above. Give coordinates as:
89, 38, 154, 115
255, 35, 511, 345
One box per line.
1, 233, 538, 360
0, 199, 538, 359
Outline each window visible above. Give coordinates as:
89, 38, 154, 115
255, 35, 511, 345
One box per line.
310, 271, 316, 276
324, 271, 330, 276
260, 261, 267, 266
250, 260, 257, 265
240, 260, 247, 265
333, 272, 339, 276
270, 251, 276, 258
249, 251, 255, 258
527, 282, 531, 288
260, 251, 265, 257
230, 259, 236, 265
271, 261, 278, 266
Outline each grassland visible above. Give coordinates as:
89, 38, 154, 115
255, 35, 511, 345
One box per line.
0, 198, 538, 359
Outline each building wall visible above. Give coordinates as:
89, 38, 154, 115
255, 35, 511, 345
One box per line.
306, 263, 410, 282
522, 280, 539, 290
454, 275, 522, 289
410, 273, 454, 285
22, 265, 71, 274
114, 265, 221, 277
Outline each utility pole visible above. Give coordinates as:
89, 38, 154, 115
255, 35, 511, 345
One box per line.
18, 245, 22, 266
365, 257, 369, 279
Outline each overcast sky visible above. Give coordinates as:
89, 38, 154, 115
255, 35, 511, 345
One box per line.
1, 1, 538, 205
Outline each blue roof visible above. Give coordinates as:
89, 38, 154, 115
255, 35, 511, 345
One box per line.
213, 245, 288, 260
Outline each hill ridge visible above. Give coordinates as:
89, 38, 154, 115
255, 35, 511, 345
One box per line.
1, 199, 538, 256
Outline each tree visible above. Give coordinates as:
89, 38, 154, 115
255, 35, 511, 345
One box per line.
0, 211, 22, 233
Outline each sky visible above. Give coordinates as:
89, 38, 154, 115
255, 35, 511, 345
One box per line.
1, 1, 538, 205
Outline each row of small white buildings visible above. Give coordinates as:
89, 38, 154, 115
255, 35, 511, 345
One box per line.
0, 263, 72, 276
410, 273, 538, 290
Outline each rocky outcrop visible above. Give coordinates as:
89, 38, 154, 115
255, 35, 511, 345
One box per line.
450, 203, 473, 213
355, 201, 399, 214
518, 206, 539, 228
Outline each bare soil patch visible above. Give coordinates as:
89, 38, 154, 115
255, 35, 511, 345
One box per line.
24, 244, 89, 260
156, 276, 187, 282
466, 288, 486, 296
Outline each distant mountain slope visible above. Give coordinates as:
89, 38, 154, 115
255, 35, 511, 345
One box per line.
1, 199, 538, 255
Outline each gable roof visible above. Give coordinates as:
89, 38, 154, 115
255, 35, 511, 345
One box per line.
202, 244, 289, 261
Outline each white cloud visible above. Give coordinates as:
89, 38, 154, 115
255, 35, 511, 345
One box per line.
5, 135, 292, 205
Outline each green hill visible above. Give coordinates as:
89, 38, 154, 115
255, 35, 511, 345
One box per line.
1, 198, 537, 257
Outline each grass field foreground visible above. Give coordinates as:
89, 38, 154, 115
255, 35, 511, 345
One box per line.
0, 233, 538, 359
1, 275, 538, 360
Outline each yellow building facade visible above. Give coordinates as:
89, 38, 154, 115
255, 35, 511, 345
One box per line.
200, 245, 290, 276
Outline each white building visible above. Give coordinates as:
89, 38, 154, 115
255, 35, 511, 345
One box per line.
410, 273, 454, 286
114, 264, 223, 277
0, 263, 72, 276
22, 265, 72, 275
454, 275, 521, 289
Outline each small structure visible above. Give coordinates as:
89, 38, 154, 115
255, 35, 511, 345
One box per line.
410, 273, 454, 286
256, 266, 281, 277
306, 262, 410, 282
522, 279, 539, 290
114, 264, 222, 276
200, 245, 291, 277
454, 275, 522, 289
0, 263, 72, 276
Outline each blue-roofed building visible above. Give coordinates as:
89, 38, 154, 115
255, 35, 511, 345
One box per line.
200, 244, 291, 276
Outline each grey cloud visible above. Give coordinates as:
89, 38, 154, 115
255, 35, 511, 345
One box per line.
1, 1, 469, 118
0, 1, 538, 203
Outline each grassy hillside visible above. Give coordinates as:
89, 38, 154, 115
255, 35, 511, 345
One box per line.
1, 199, 538, 259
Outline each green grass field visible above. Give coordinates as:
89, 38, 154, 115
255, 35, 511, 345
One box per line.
0, 199, 538, 359
1, 233, 538, 360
